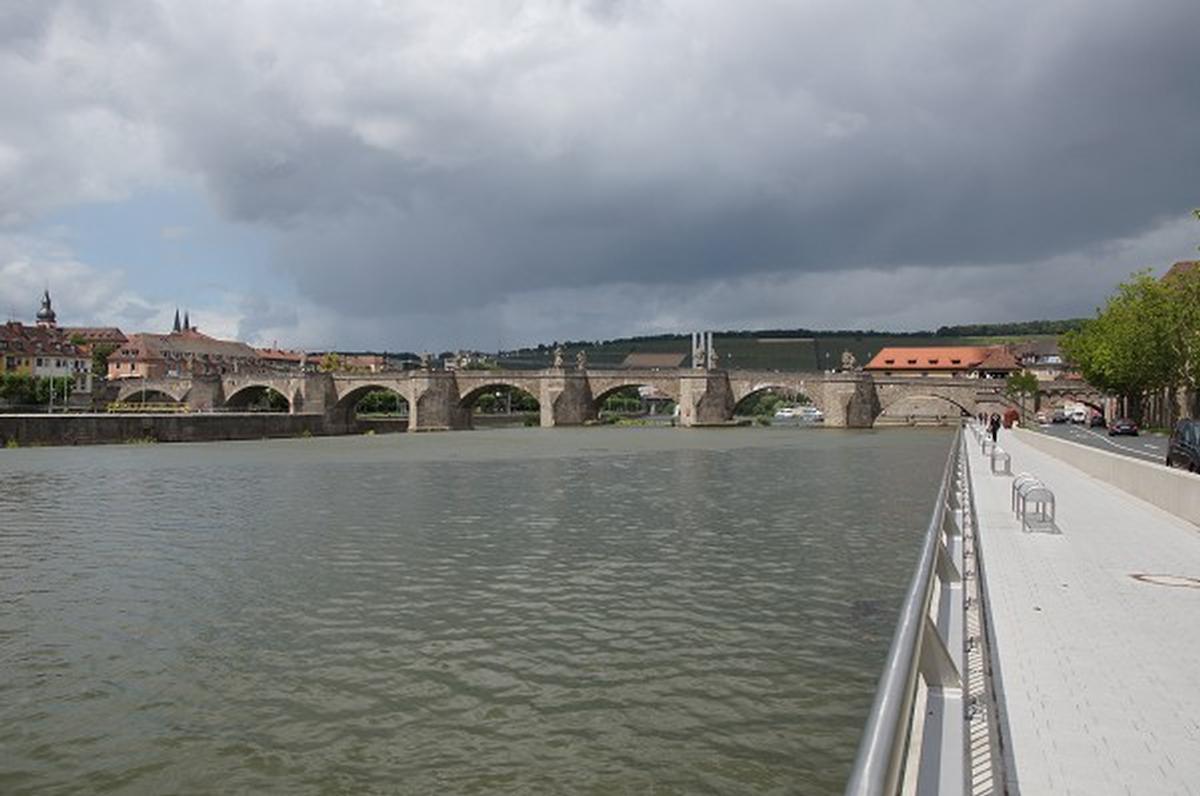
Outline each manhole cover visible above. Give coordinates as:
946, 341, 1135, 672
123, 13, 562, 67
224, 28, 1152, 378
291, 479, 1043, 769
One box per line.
1130, 574, 1200, 589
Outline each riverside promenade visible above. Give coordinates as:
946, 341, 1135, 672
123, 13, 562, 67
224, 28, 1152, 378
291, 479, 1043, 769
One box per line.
966, 428, 1200, 794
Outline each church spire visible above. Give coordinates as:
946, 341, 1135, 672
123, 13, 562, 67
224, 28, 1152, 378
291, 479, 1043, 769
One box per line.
36, 289, 57, 327
183, 311, 190, 331
173, 308, 181, 333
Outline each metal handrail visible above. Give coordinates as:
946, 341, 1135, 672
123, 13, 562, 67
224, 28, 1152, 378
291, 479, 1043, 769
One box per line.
844, 425, 963, 795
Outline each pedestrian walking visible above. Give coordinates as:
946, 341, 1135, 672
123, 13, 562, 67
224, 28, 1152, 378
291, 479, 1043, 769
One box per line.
989, 413, 1001, 442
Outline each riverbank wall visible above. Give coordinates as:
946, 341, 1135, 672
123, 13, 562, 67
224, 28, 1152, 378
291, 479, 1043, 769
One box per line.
0, 413, 332, 447
1015, 427, 1200, 526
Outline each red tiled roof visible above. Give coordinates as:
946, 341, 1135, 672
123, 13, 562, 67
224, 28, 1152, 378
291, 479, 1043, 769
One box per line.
255, 347, 305, 363
0, 321, 88, 358
62, 327, 128, 345
864, 346, 1018, 372
113, 329, 259, 362
1163, 261, 1200, 281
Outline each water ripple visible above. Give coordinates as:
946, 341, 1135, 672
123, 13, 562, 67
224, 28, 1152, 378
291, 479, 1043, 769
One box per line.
0, 427, 951, 795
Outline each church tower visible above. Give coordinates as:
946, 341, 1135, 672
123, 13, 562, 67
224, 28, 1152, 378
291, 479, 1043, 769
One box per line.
36, 290, 57, 327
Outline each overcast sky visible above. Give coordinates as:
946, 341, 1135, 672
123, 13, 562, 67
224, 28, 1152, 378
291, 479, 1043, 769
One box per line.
1, 0, 1197, 351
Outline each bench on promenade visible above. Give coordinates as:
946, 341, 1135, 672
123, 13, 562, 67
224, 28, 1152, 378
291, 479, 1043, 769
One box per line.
1011, 474, 1057, 533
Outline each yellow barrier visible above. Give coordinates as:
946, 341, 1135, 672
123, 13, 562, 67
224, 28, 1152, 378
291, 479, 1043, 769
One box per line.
106, 402, 190, 414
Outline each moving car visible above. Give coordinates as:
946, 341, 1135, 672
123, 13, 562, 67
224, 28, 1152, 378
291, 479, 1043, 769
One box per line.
1166, 419, 1200, 472
1108, 418, 1139, 436
1070, 408, 1088, 424
1089, 414, 1106, 428
1051, 409, 1067, 424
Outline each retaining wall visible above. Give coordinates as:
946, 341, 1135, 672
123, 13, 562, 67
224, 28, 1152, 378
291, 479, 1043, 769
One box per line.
0, 413, 330, 447
1015, 428, 1200, 527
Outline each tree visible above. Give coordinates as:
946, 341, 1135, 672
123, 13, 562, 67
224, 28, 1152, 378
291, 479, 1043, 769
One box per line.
1062, 271, 1184, 422
92, 343, 118, 376
1005, 370, 1039, 421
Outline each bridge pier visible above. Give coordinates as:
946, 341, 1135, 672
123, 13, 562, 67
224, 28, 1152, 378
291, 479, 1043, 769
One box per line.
184, 376, 225, 412
819, 375, 882, 428
409, 372, 470, 431
539, 372, 596, 427
678, 371, 735, 426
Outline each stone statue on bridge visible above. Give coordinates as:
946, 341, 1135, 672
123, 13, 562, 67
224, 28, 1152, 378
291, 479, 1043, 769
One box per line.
576, 349, 587, 370
841, 350, 858, 371
552, 346, 565, 369
420, 352, 433, 371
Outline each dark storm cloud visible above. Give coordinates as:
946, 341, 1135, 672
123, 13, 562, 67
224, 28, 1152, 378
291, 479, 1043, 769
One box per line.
3, 0, 1199, 346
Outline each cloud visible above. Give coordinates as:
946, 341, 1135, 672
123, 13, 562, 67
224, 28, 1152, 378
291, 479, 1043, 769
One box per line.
2, 0, 1198, 348
0, 230, 245, 339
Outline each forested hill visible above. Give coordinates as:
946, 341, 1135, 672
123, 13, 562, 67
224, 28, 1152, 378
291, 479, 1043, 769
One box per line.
934, 320, 1087, 337
494, 320, 1085, 371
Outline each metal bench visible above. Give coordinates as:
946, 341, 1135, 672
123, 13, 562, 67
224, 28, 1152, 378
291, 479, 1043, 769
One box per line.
1011, 473, 1040, 511
1020, 485, 1057, 533
1014, 478, 1046, 518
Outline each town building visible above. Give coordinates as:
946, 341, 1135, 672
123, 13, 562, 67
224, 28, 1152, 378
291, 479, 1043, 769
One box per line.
255, 346, 310, 371
864, 346, 1020, 379
62, 327, 129, 348
1009, 340, 1075, 381
107, 315, 261, 379
0, 291, 93, 391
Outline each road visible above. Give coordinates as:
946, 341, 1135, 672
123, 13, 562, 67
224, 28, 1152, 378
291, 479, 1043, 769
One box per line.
1028, 421, 1169, 464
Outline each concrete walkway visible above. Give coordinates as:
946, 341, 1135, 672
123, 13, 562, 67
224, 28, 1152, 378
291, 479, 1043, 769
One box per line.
967, 428, 1200, 795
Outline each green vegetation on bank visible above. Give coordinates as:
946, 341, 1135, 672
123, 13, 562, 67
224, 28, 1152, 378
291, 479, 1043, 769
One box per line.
0, 375, 74, 406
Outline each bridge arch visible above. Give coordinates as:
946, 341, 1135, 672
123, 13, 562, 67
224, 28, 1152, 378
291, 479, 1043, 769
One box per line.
731, 383, 814, 416
590, 381, 680, 410
225, 384, 293, 412
115, 388, 182, 405
334, 383, 410, 421
114, 380, 190, 403
1043, 393, 1105, 413
459, 381, 541, 411
877, 391, 973, 421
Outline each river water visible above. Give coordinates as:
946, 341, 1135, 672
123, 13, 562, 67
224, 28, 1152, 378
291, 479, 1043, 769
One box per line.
0, 427, 952, 795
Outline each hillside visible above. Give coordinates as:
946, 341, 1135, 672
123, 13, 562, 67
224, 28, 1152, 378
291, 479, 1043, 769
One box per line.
494, 324, 1077, 372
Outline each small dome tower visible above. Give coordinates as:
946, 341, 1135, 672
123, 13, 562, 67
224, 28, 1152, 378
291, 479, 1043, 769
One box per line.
36, 290, 57, 327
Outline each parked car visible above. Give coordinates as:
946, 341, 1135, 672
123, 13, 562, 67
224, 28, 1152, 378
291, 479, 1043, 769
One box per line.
1051, 409, 1067, 424
1089, 414, 1106, 428
1036, 411, 1048, 424
1166, 419, 1200, 472
1070, 408, 1088, 424
1108, 418, 1139, 436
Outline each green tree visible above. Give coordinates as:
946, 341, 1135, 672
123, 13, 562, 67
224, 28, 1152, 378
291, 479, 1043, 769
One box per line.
1062, 271, 1181, 422
91, 343, 118, 376
1005, 370, 1039, 421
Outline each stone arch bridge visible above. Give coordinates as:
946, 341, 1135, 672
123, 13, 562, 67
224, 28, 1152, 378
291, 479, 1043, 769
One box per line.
109, 368, 1102, 432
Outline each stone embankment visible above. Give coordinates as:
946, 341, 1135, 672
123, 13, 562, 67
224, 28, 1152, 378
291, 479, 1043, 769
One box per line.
0, 413, 330, 447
